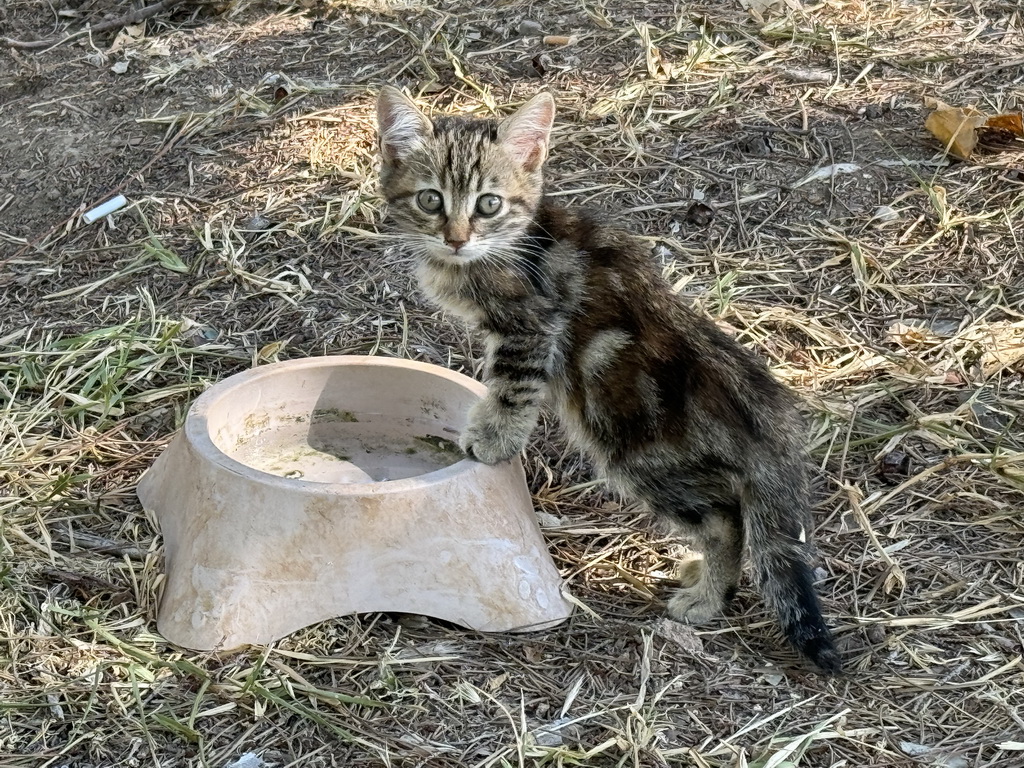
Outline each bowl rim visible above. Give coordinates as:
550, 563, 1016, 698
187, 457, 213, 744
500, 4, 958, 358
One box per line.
184, 355, 491, 493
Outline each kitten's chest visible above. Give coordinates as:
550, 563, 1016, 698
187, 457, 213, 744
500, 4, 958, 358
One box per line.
416, 263, 487, 325
417, 261, 537, 328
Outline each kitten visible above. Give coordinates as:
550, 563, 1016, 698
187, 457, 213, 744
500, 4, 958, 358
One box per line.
376, 86, 842, 675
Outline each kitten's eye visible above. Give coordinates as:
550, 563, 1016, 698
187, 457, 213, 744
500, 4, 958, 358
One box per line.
416, 189, 444, 213
476, 194, 502, 217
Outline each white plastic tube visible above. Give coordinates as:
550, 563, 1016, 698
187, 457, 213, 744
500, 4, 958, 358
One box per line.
82, 195, 128, 224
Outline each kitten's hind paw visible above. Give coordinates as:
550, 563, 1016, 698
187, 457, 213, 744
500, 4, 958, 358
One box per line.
667, 587, 726, 625
667, 559, 728, 624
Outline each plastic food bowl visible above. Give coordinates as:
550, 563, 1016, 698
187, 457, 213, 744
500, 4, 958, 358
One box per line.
138, 356, 573, 651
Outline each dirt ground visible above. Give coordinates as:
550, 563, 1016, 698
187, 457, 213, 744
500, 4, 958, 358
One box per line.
2, 1, 1023, 766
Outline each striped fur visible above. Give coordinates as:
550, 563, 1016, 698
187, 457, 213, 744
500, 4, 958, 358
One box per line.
376, 87, 842, 674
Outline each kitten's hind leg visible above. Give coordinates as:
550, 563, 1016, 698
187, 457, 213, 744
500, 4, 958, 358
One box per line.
620, 462, 744, 623
666, 509, 743, 624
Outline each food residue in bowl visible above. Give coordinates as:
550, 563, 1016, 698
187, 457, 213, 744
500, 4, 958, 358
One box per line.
230, 413, 464, 484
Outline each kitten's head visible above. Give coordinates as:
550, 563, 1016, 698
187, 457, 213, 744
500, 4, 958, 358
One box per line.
376, 87, 555, 264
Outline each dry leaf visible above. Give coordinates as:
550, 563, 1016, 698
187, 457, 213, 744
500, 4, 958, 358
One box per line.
924, 104, 987, 159
924, 97, 1024, 159
654, 619, 704, 655
739, 0, 786, 23
978, 112, 1024, 150
986, 113, 1024, 135
109, 22, 146, 54
523, 644, 545, 663
582, 5, 613, 29
887, 322, 936, 348
976, 321, 1024, 377
792, 162, 861, 188
486, 672, 508, 691
257, 341, 285, 362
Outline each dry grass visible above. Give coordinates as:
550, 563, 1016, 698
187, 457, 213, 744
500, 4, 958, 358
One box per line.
1, 0, 1023, 766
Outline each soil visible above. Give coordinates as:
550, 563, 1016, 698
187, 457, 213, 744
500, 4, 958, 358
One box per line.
2, 1, 1023, 767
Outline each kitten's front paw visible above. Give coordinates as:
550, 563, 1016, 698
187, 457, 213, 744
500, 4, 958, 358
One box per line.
459, 399, 533, 465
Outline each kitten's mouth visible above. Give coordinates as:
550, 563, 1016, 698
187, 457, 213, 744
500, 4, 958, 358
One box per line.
426, 243, 483, 265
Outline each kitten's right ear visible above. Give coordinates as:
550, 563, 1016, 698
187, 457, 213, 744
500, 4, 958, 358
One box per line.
376, 86, 432, 162
498, 91, 556, 173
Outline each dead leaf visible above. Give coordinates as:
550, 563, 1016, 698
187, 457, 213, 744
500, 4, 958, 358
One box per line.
257, 341, 285, 362
978, 112, 1024, 150
635, 23, 671, 80
653, 619, 704, 655
792, 162, 861, 188
924, 104, 986, 159
109, 22, 146, 54
40, 567, 131, 602
924, 98, 1024, 159
886, 321, 936, 348
976, 321, 1024, 377
582, 5, 613, 29
739, 0, 786, 23
523, 644, 545, 663
985, 113, 1024, 135
486, 672, 508, 691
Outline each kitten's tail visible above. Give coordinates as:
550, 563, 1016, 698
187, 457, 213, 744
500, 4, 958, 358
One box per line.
744, 475, 842, 675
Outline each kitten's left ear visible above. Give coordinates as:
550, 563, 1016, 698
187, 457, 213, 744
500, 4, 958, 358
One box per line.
498, 92, 555, 173
377, 85, 433, 163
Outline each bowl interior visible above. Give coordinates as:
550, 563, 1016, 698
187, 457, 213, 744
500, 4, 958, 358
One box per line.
202, 361, 478, 484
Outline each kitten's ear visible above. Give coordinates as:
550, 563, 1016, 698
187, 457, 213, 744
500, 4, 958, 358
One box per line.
497, 92, 555, 172
377, 86, 432, 163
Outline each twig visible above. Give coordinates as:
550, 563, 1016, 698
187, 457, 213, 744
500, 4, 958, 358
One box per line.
733, 123, 814, 136
3, 0, 190, 51
943, 56, 1024, 90
54, 528, 149, 560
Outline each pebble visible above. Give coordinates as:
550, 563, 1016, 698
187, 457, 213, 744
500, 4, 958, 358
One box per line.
518, 20, 544, 37
246, 215, 273, 231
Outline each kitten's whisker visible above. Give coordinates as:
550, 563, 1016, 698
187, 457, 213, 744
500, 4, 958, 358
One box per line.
485, 241, 549, 282
479, 247, 547, 290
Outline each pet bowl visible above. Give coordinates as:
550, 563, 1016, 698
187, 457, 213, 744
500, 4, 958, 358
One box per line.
137, 355, 572, 651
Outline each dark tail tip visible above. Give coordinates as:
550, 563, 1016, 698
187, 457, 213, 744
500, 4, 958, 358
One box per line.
788, 622, 843, 675
767, 557, 843, 675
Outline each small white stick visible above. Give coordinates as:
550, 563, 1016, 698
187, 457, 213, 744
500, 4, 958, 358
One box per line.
82, 195, 128, 224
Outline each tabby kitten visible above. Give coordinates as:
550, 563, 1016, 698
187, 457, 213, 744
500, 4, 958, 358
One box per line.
376, 86, 841, 674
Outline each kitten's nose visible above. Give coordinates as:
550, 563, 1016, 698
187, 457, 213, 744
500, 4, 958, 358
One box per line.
445, 238, 468, 251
